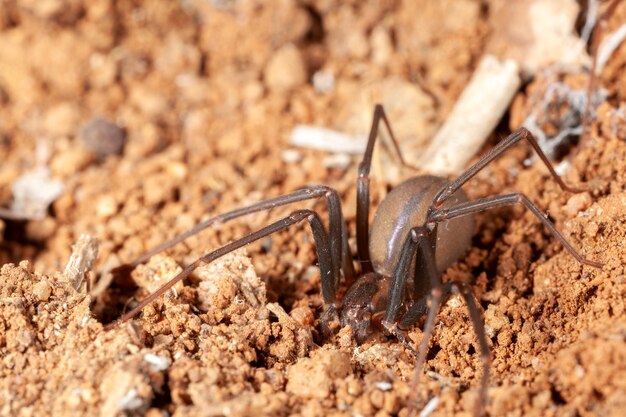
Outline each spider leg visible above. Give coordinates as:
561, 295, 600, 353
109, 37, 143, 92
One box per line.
116, 185, 353, 287
429, 193, 603, 268
381, 227, 435, 326
357, 104, 418, 272
449, 281, 490, 417
379, 225, 439, 356
431, 127, 582, 211
389, 229, 490, 417
403, 280, 490, 417
105, 209, 335, 330
378, 225, 448, 415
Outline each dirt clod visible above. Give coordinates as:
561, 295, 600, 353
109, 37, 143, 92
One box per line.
286, 349, 352, 399
79, 118, 127, 159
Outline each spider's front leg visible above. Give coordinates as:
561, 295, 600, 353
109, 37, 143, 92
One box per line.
104, 209, 340, 330
357, 104, 418, 272
424, 127, 595, 271
431, 127, 582, 212
110, 185, 353, 283
380, 223, 490, 417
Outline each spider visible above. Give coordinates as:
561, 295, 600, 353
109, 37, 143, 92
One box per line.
105, 105, 602, 416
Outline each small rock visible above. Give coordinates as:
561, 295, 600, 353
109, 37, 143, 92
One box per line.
63, 234, 99, 291
337, 76, 436, 167
242, 80, 264, 103
165, 161, 188, 180
289, 305, 314, 327
286, 349, 351, 399
33, 280, 52, 301
370, 26, 393, 65
19, 0, 82, 22
89, 53, 118, 88
280, 149, 302, 163
143, 353, 171, 372
532, 390, 552, 408
20, 0, 65, 19
11, 168, 64, 220
154, 35, 201, 78
564, 192, 592, 217
25, 216, 57, 242
129, 84, 169, 117
96, 195, 118, 219
345, 31, 369, 59
484, 304, 510, 339
323, 153, 352, 170
133, 255, 184, 295
486, 0, 588, 76
374, 381, 393, 392
196, 249, 265, 311
79, 117, 126, 158
264, 44, 307, 93
44, 102, 80, 138
16, 329, 34, 349
50, 147, 95, 177
370, 389, 385, 409
312, 70, 335, 94
100, 363, 152, 416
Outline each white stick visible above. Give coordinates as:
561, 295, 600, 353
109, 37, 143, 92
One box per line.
596, 23, 626, 75
63, 234, 99, 291
420, 55, 521, 176
289, 124, 366, 154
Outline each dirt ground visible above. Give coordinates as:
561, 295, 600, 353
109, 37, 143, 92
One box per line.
1, 1, 625, 416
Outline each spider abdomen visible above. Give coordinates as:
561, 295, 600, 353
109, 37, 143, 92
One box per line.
369, 175, 474, 279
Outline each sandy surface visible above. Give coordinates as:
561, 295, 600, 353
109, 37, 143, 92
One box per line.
1, 1, 625, 416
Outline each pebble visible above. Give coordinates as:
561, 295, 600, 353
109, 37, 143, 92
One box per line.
33, 280, 52, 301
11, 168, 64, 220
370, 26, 393, 65
370, 389, 385, 409
373, 381, 392, 392
44, 102, 80, 138
563, 192, 592, 217
165, 161, 188, 180
280, 149, 302, 163
264, 44, 307, 93
483, 304, 510, 339
345, 31, 369, 59
96, 195, 118, 219
286, 350, 351, 399
289, 305, 315, 327
17, 330, 34, 350
143, 353, 171, 372
154, 36, 201, 78
312, 70, 335, 94
25, 216, 57, 242
89, 53, 118, 88
129, 84, 169, 117
79, 118, 127, 158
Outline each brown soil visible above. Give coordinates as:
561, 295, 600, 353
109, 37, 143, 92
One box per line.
1, 1, 625, 417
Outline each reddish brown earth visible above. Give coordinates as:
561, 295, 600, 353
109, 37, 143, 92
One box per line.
1, 1, 625, 417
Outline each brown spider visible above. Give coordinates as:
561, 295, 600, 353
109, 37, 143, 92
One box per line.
105, 105, 602, 416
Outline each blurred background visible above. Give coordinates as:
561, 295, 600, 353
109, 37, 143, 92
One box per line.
2, 0, 623, 272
